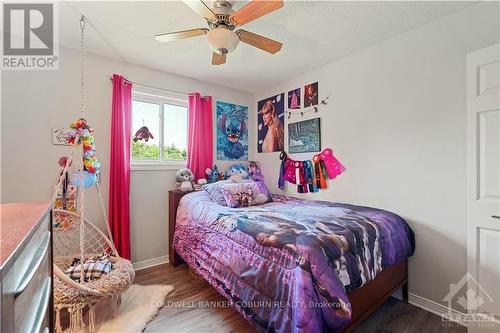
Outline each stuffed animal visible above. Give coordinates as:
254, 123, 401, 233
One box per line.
133, 126, 154, 142
176, 168, 195, 192
235, 186, 253, 207
205, 165, 220, 183
193, 178, 206, 191
225, 163, 250, 181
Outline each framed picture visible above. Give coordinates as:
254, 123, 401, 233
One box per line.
52, 127, 70, 145
216, 101, 248, 160
257, 93, 285, 153
288, 118, 321, 153
288, 88, 301, 109
304, 82, 319, 107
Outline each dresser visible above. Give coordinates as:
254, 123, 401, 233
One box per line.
168, 190, 191, 267
0, 202, 53, 333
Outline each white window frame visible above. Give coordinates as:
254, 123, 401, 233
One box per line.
131, 87, 188, 171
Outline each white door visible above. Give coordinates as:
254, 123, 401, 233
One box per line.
467, 43, 500, 332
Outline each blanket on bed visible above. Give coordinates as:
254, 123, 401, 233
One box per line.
174, 191, 415, 333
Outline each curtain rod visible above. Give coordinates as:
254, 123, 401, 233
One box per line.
108, 75, 207, 97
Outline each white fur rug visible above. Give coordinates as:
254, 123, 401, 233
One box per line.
80, 284, 174, 333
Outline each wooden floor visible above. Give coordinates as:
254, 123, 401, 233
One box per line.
136, 263, 466, 333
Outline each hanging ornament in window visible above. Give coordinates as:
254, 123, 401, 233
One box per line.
133, 120, 154, 142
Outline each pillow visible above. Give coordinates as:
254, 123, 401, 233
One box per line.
66, 254, 113, 281
219, 181, 273, 208
202, 180, 235, 205
224, 163, 250, 181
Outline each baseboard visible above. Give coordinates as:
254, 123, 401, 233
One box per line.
133, 255, 169, 271
409, 293, 467, 326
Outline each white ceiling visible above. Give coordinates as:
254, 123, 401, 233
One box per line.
59, 1, 475, 93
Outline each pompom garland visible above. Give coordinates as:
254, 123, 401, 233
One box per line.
66, 118, 101, 174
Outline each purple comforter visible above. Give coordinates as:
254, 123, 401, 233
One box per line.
173, 191, 415, 333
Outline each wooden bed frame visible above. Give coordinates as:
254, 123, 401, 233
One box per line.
342, 259, 408, 332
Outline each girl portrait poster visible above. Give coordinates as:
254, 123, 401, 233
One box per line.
304, 82, 319, 107
288, 88, 301, 109
257, 93, 285, 153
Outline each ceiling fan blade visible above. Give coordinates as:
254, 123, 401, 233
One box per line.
236, 30, 282, 54
212, 52, 226, 65
155, 28, 209, 43
230, 0, 284, 26
183, 0, 216, 20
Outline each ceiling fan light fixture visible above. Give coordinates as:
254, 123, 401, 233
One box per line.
207, 27, 239, 55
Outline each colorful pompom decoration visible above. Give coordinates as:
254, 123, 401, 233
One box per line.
66, 118, 100, 175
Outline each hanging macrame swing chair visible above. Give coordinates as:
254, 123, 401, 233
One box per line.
51, 16, 134, 333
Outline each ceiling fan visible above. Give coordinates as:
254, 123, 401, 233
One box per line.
155, 0, 284, 65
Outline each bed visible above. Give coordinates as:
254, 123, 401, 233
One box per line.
173, 191, 415, 333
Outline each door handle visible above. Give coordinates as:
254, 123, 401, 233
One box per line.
492, 215, 500, 220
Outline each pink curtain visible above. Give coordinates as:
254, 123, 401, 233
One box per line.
187, 93, 213, 181
109, 74, 132, 259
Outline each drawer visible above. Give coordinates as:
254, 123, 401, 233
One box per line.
12, 216, 50, 292
37, 311, 50, 333
14, 256, 51, 333
14, 276, 52, 333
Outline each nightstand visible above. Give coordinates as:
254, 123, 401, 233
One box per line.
168, 190, 190, 267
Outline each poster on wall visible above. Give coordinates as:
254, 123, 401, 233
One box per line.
257, 93, 285, 153
304, 82, 319, 108
216, 101, 248, 160
288, 118, 321, 153
288, 88, 301, 109
52, 127, 70, 145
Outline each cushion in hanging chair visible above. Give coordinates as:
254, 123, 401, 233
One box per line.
54, 256, 135, 307
66, 258, 113, 282
86, 257, 135, 294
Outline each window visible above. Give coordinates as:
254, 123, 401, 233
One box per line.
131, 89, 188, 170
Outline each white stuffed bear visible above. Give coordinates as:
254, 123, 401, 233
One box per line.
176, 168, 195, 192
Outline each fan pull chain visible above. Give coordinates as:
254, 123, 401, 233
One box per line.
80, 15, 86, 118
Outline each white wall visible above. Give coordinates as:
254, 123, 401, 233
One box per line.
1, 47, 253, 263
251, 2, 499, 310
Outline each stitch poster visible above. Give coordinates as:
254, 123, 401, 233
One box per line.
216, 101, 248, 160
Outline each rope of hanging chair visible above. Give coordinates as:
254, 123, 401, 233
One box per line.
96, 182, 118, 255
51, 138, 120, 268
80, 15, 86, 119
78, 149, 86, 284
